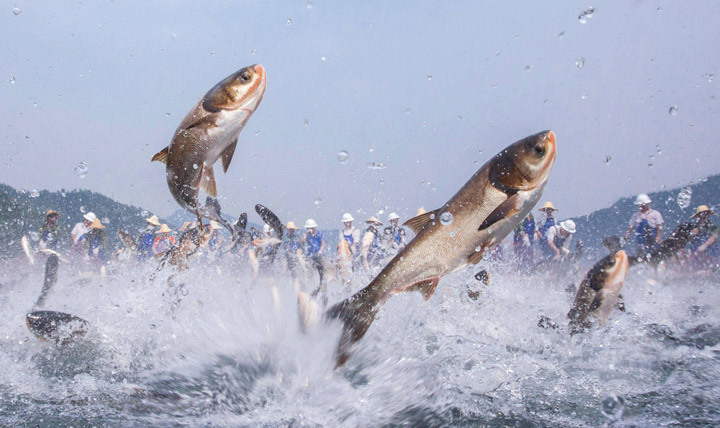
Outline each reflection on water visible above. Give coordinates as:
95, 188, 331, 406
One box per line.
0, 256, 719, 426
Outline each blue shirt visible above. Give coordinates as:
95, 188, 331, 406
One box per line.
305, 230, 325, 256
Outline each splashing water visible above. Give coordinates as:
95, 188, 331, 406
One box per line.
677, 187, 692, 209
74, 162, 88, 178
440, 212, 454, 226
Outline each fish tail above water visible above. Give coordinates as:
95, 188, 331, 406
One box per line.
325, 287, 383, 367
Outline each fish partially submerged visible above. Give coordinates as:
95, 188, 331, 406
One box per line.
152, 64, 267, 236
316, 130, 557, 366
568, 250, 629, 334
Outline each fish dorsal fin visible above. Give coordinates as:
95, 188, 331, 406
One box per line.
478, 192, 524, 231
403, 209, 440, 234
468, 243, 488, 265
197, 163, 218, 197
220, 138, 239, 173
151, 146, 169, 164
403, 277, 440, 300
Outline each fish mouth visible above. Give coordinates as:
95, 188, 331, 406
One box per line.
242, 64, 266, 109
608, 250, 629, 285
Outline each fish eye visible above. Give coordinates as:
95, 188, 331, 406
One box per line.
533, 144, 545, 157
240, 71, 251, 82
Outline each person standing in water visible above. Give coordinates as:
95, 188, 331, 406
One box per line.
338, 213, 361, 284
688, 205, 719, 270
513, 213, 536, 273
70, 212, 95, 258
301, 219, 326, 287
361, 216, 385, 270
153, 224, 176, 256
85, 217, 107, 266
624, 193, 663, 259
544, 220, 576, 260
537, 202, 558, 259
282, 221, 303, 288
39, 210, 60, 251
383, 212, 407, 256
137, 215, 160, 261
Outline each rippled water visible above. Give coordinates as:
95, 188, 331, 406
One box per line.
0, 254, 718, 427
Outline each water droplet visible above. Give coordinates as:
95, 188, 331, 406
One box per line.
29, 231, 39, 242
79, 206, 87, 213
600, 395, 625, 421
669, 105, 679, 116
427, 74, 433, 80
604, 156, 612, 164
255, 130, 261, 136
74, 162, 88, 178
303, 118, 309, 127
440, 212, 454, 226
314, 197, 321, 206
366, 162, 386, 170
525, 65, 533, 71
192, 164, 198, 170
9, 75, 15, 84
575, 57, 585, 69
449, 231, 456, 238
165, 112, 170, 117
210, 50, 216, 55
286, 18, 293, 25
647, 162, 654, 167
405, 108, 411, 115
578, 7, 595, 24
457, 115, 462, 120
306, 0, 313, 8
337, 150, 349, 164
102, 217, 110, 224
320, 56, 326, 61
141, 210, 149, 218
12, 6, 21, 15
429, 213, 436, 220
251, 48, 257, 55
475, 245, 483, 252
558, 31, 565, 38
29, 189, 39, 198
580, 92, 588, 100
677, 187, 692, 209
656, 145, 663, 155
379, 178, 385, 185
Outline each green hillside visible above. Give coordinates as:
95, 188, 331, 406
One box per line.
0, 184, 161, 259
568, 174, 720, 250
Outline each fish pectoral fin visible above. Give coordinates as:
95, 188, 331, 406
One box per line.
220, 138, 239, 173
404, 278, 440, 300
478, 192, 524, 231
151, 146, 169, 164
403, 209, 440, 235
468, 244, 488, 265
197, 163, 218, 197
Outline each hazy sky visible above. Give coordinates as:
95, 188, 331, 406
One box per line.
1, 1, 719, 228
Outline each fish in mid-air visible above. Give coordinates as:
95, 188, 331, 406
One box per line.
310, 130, 557, 366
567, 250, 629, 334
152, 64, 267, 236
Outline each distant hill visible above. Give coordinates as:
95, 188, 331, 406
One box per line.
0, 184, 162, 259
567, 174, 720, 250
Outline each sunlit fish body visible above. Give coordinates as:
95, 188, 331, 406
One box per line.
321, 130, 557, 366
152, 65, 267, 235
568, 250, 629, 334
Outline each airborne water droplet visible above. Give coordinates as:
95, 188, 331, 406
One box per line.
525, 65, 533, 71
74, 162, 88, 178
440, 212, 454, 226
427, 74, 433, 80
306, 0, 313, 9
314, 197, 321, 206
600, 395, 625, 421
29, 189, 39, 198
251, 48, 257, 55
669, 105, 679, 116
604, 156, 612, 164
677, 187, 692, 209
9, 75, 16, 84
12, 6, 21, 15
366, 162, 386, 170
141, 210, 149, 218
80, 206, 87, 213
286, 18, 292, 25
575, 57, 585, 69
102, 217, 110, 224
29, 231, 39, 242
337, 150, 349, 164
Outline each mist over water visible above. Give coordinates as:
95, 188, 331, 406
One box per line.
1, 254, 718, 426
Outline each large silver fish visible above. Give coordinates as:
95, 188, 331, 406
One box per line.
319, 130, 557, 366
567, 249, 629, 334
152, 64, 267, 235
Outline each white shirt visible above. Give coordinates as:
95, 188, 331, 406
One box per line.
545, 225, 572, 249
71, 222, 89, 244
628, 209, 664, 229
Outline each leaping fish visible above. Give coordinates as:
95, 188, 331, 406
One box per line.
152, 64, 267, 236
313, 130, 557, 366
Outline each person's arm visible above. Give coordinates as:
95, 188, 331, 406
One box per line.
546, 228, 561, 257
320, 239, 326, 254
698, 236, 715, 252
656, 225, 663, 243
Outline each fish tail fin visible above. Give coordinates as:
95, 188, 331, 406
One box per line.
35, 253, 59, 308
325, 287, 381, 367
198, 197, 237, 242
151, 147, 169, 164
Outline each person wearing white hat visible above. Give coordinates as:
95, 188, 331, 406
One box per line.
624, 193, 664, 257
85, 217, 108, 264
301, 219, 326, 285
543, 219, 576, 260
70, 211, 96, 257
688, 205, 719, 266
361, 216, 386, 270
137, 214, 160, 261
537, 202, 558, 257
383, 212, 407, 254
338, 213, 361, 255
337, 213, 361, 283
